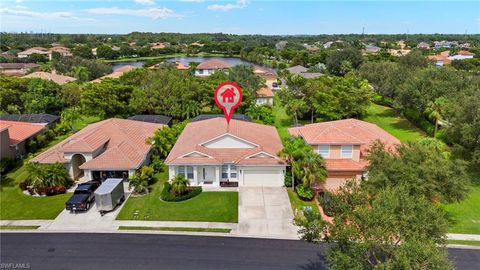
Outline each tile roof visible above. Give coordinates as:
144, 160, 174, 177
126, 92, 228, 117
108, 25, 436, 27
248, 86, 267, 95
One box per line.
91, 65, 136, 83
0, 120, 46, 146
165, 118, 286, 166
31, 118, 165, 170
257, 86, 274, 98
0, 63, 40, 70
288, 119, 400, 148
325, 159, 365, 172
127, 115, 172, 125
287, 65, 308, 74
0, 114, 60, 124
196, 59, 231, 70
23, 72, 76, 85
190, 114, 251, 123
457, 50, 474, 56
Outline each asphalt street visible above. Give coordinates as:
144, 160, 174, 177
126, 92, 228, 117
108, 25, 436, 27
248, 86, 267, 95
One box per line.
1, 233, 479, 270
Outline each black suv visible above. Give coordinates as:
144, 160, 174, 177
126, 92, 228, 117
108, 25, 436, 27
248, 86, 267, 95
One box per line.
65, 181, 101, 212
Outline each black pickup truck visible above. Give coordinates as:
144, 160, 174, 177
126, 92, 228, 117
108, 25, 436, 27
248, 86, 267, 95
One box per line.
65, 181, 101, 212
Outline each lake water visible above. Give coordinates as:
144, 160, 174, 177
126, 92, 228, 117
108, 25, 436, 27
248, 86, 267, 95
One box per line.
111, 56, 252, 71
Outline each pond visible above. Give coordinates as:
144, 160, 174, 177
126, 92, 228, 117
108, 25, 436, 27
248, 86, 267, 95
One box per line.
111, 56, 254, 71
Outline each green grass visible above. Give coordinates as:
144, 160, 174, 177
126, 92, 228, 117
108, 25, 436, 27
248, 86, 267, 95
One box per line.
442, 172, 480, 234
363, 103, 425, 142
0, 115, 101, 220
0, 225, 40, 230
446, 240, 480, 246
287, 188, 319, 216
117, 170, 238, 223
118, 226, 231, 233
273, 96, 293, 142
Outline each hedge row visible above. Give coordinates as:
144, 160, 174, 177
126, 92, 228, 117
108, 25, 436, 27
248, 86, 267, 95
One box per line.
160, 182, 202, 202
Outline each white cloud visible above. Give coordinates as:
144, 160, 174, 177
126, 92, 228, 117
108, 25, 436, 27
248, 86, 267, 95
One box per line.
208, 0, 248, 11
134, 0, 155, 6
0, 8, 96, 22
86, 7, 181, 19
180, 0, 205, 2
15, 0, 23, 3
14, 5, 28, 9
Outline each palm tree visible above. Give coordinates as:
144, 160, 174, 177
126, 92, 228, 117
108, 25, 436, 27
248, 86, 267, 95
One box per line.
129, 173, 149, 193
27, 163, 46, 188
61, 107, 81, 132
425, 97, 447, 137
278, 137, 311, 189
182, 100, 201, 119
71, 66, 90, 82
170, 175, 190, 195
45, 163, 72, 187
296, 151, 327, 187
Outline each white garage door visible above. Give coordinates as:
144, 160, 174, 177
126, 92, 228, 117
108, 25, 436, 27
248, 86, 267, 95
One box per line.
242, 168, 283, 187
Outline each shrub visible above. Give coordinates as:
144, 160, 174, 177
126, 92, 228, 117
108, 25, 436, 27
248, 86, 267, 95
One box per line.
403, 108, 435, 136
45, 185, 67, 196
318, 191, 335, 216
170, 175, 190, 195
18, 180, 30, 191
0, 157, 17, 175
284, 171, 293, 187
150, 156, 164, 173
296, 184, 314, 201
161, 182, 202, 202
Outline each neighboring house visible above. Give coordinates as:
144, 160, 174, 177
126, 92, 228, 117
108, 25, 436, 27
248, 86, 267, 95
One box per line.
256, 86, 274, 106
286, 65, 322, 79
91, 65, 136, 83
0, 114, 60, 128
112, 46, 121, 52
17, 47, 50, 59
31, 118, 165, 181
0, 63, 40, 76
23, 71, 76, 85
175, 61, 190, 70
427, 51, 452, 67
150, 42, 169, 49
416, 42, 431, 49
253, 66, 277, 89
0, 120, 46, 159
449, 50, 474, 61
362, 44, 381, 54
91, 47, 97, 56
165, 118, 287, 187
434, 41, 458, 49
190, 114, 251, 123
287, 65, 308, 74
49, 46, 72, 58
288, 119, 400, 191
194, 59, 232, 77
388, 49, 411, 57
127, 115, 172, 125
303, 43, 319, 52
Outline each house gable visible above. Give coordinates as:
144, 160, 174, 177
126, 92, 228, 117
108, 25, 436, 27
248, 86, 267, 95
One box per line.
180, 151, 212, 158
201, 133, 257, 149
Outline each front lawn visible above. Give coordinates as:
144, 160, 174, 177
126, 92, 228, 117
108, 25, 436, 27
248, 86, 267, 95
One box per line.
118, 226, 231, 233
287, 188, 319, 216
442, 172, 480, 234
363, 103, 425, 142
273, 96, 293, 142
0, 115, 101, 220
117, 171, 238, 223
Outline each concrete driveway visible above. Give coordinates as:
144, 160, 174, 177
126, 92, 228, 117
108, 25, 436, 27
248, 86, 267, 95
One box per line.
238, 187, 298, 238
43, 183, 131, 231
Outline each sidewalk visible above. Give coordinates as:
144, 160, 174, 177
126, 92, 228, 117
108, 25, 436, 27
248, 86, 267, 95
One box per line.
447, 233, 480, 241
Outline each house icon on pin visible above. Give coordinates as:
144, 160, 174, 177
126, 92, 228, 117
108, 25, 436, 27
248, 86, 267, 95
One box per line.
221, 88, 236, 103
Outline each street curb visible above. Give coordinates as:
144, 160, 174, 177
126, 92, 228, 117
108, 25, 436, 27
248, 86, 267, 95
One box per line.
445, 244, 480, 250
0, 229, 301, 241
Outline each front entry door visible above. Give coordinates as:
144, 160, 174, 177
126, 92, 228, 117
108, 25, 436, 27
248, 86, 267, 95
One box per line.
202, 167, 215, 182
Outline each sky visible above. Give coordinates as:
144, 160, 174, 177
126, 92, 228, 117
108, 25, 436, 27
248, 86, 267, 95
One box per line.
1, 1, 479, 35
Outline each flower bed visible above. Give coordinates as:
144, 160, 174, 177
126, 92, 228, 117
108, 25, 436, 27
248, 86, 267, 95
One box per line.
160, 182, 202, 202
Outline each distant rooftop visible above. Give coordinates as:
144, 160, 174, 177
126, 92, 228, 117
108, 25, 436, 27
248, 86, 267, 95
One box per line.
190, 114, 251, 123
128, 115, 172, 125
0, 114, 60, 124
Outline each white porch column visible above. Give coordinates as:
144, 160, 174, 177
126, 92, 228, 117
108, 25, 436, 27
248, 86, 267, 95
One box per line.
168, 166, 176, 182
214, 166, 220, 187
193, 166, 198, 185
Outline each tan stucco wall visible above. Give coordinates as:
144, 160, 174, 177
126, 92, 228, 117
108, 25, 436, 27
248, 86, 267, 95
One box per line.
323, 172, 361, 191
325, 145, 360, 161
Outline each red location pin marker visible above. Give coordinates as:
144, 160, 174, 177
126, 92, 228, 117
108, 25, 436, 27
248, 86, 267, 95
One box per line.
214, 82, 243, 124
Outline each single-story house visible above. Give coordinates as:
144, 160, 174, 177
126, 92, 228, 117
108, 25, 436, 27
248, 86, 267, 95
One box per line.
17, 47, 50, 59
416, 42, 431, 49
91, 65, 136, 83
190, 114, 251, 123
449, 50, 474, 61
256, 86, 274, 106
23, 72, 76, 85
127, 115, 172, 125
165, 118, 286, 187
362, 44, 381, 54
288, 119, 400, 191
286, 65, 322, 79
0, 63, 40, 76
49, 46, 72, 58
194, 59, 231, 77
0, 120, 46, 159
0, 114, 60, 128
253, 66, 277, 88
30, 118, 165, 181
